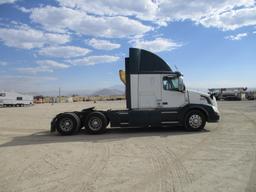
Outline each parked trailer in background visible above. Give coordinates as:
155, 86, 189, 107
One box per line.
0, 92, 33, 107
209, 87, 247, 101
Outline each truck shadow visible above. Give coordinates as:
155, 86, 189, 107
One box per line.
0, 127, 209, 148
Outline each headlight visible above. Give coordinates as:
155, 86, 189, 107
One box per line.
212, 96, 218, 107
212, 106, 219, 113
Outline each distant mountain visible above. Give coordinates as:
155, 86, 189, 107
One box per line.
109, 84, 125, 90
24, 84, 125, 96
92, 88, 124, 96
25, 84, 125, 97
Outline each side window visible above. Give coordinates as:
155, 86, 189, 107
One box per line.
17, 97, 23, 101
163, 76, 179, 91
163, 77, 171, 90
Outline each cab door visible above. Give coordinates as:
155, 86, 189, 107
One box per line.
161, 75, 186, 108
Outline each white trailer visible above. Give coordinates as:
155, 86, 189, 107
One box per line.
51, 48, 220, 135
0, 91, 33, 107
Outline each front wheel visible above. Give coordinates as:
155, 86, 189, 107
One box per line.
184, 110, 206, 131
85, 112, 108, 134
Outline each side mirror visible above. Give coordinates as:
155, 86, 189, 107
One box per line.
178, 84, 185, 92
178, 78, 185, 92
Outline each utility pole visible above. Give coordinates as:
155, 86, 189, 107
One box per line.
59, 87, 61, 103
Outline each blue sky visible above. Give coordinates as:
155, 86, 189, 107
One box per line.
0, 0, 256, 94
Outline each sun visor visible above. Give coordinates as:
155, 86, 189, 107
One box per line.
119, 70, 126, 85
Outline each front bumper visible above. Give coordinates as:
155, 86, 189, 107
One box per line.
207, 106, 220, 122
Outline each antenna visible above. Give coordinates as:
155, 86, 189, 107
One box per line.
174, 65, 179, 71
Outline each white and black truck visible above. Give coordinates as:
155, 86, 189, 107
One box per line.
51, 48, 220, 135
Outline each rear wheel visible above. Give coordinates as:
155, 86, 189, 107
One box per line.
184, 110, 206, 131
85, 112, 108, 134
56, 112, 81, 135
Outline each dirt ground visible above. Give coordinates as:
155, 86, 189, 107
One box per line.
0, 100, 256, 192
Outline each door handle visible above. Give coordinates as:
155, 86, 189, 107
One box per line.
162, 102, 168, 105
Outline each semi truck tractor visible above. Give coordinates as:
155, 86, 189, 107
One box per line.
51, 48, 220, 135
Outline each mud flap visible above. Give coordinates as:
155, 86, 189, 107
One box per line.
50, 117, 57, 132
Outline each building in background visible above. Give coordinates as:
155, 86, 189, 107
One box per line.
33, 95, 44, 104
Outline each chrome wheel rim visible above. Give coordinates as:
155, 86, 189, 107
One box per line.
189, 114, 202, 129
88, 117, 102, 131
59, 118, 73, 132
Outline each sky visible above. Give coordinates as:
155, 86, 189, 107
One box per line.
0, 0, 256, 94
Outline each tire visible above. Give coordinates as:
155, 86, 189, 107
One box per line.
55, 112, 81, 135
184, 110, 206, 131
85, 112, 108, 134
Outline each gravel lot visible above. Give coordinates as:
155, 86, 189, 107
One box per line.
0, 100, 256, 192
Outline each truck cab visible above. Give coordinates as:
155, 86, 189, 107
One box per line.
51, 48, 220, 135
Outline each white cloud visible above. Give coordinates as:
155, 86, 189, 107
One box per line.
12, 1, 256, 33
38, 45, 91, 58
30, 6, 152, 38
36, 60, 70, 69
88, 38, 120, 50
0, 0, 17, 5
57, 0, 256, 30
16, 6, 31, 13
70, 55, 119, 66
57, 0, 158, 22
158, 1, 254, 19
225, 33, 248, 41
16, 60, 69, 75
16, 66, 54, 74
131, 37, 182, 53
0, 25, 70, 49
199, 7, 256, 31
0, 61, 8, 66
253, 31, 256, 34
156, 0, 256, 30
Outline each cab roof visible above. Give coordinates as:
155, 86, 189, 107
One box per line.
126, 48, 172, 74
